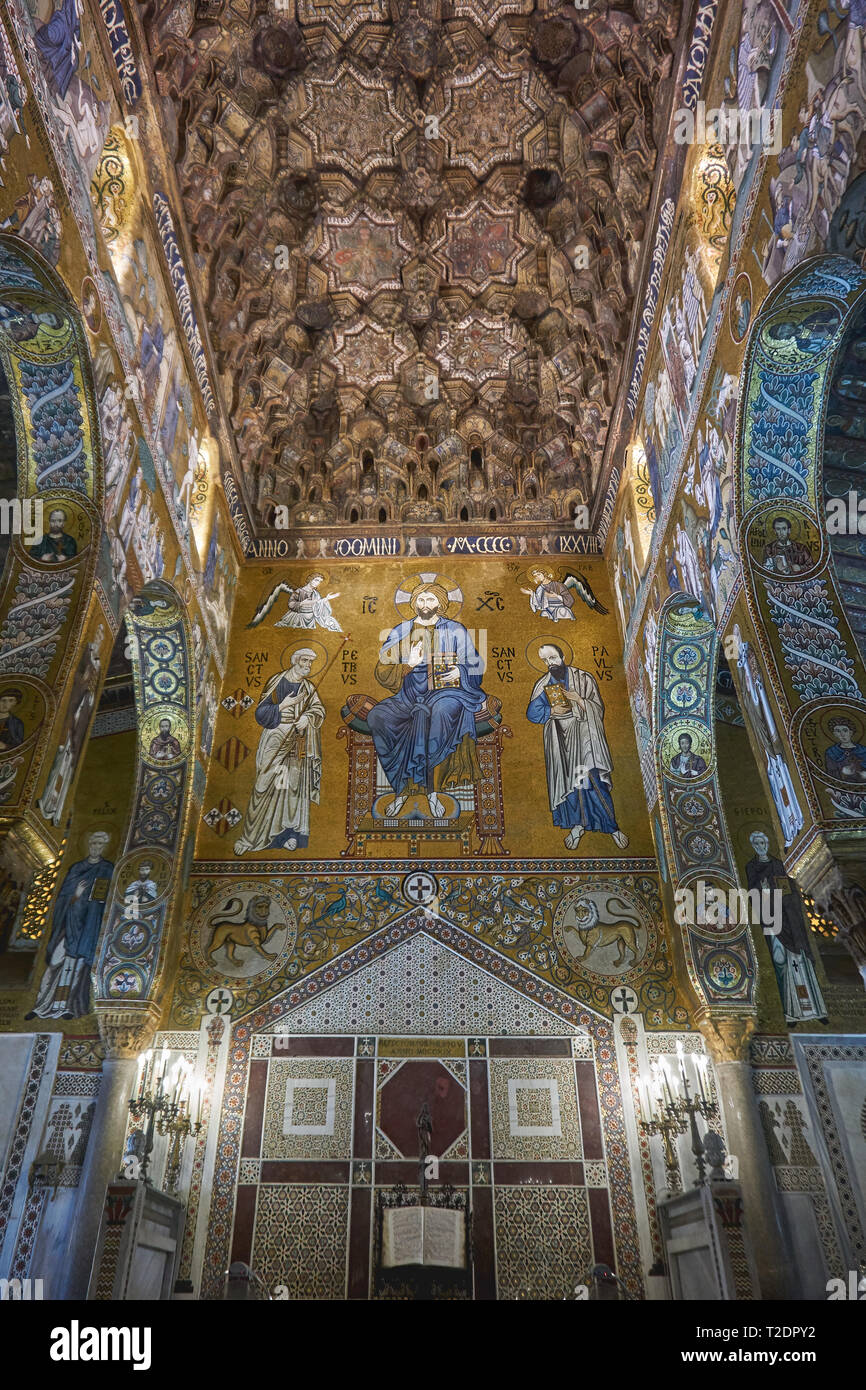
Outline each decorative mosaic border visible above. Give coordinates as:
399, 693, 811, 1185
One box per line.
0, 1033, 50, 1253
796, 1038, 866, 1267
177, 1031, 221, 1283
192, 857, 659, 876
3, 0, 222, 669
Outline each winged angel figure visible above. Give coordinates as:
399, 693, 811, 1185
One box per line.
520, 567, 608, 622
247, 574, 342, 632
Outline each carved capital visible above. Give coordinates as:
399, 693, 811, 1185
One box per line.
793, 837, 866, 976
95, 1003, 161, 1060
695, 1009, 757, 1064
823, 884, 866, 972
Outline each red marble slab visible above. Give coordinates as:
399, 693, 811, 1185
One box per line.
373, 1161, 469, 1185
353, 1058, 374, 1159
271, 1037, 354, 1056
575, 1060, 604, 1159
348, 1188, 371, 1300
241, 1060, 268, 1158
588, 1186, 616, 1269
260, 1160, 351, 1184
470, 1187, 496, 1300
492, 1161, 585, 1186
469, 1058, 491, 1159
229, 1184, 257, 1268
488, 1038, 574, 1057
378, 1059, 466, 1158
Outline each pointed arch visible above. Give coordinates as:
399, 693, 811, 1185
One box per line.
735, 253, 866, 828
653, 593, 757, 1013
0, 234, 104, 860
93, 580, 195, 1015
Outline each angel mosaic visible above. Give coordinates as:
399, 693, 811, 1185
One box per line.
248, 573, 342, 633
518, 567, 608, 623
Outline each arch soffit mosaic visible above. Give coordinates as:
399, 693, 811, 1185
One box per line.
93, 579, 196, 1014
735, 254, 866, 830
0, 233, 105, 854
653, 592, 758, 1015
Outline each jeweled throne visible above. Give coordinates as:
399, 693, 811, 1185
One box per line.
338, 693, 511, 858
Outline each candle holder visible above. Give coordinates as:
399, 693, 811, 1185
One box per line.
637, 1049, 719, 1193
667, 1045, 720, 1185
128, 1049, 204, 1188
639, 1105, 686, 1195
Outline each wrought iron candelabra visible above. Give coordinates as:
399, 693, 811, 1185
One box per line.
638, 1043, 719, 1193
128, 1047, 204, 1187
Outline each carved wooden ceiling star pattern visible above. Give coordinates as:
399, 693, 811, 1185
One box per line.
138, 0, 683, 538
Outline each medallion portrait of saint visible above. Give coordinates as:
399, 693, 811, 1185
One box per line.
367, 575, 487, 820
31, 506, 77, 563
761, 516, 814, 574
0, 687, 25, 750
148, 717, 182, 762
669, 732, 708, 779
824, 715, 866, 782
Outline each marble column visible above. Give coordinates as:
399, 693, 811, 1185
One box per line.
59, 1006, 158, 1300
698, 1013, 797, 1301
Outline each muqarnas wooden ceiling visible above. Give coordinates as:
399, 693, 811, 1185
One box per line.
139, 0, 684, 541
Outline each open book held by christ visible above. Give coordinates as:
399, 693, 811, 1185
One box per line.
381, 1205, 466, 1270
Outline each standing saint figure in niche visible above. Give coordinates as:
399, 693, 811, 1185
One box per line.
234, 648, 325, 854
526, 642, 628, 851
745, 830, 828, 1026
26, 830, 114, 1020
366, 580, 486, 820
38, 625, 104, 826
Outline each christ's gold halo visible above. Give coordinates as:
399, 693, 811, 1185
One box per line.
280, 639, 328, 674
394, 573, 462, 621
526, 636, 574, 672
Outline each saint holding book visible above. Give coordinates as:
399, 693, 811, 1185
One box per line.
233, 648, 325, 854
526, 642, 628, 851
27, 831, 114, 1020
367, 579, 487, 819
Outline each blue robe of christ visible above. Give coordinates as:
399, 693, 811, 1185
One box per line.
367, 617, 486, 795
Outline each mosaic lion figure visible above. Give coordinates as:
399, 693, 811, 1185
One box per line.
567, 897, 642, 968
207, 895, 284, 964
